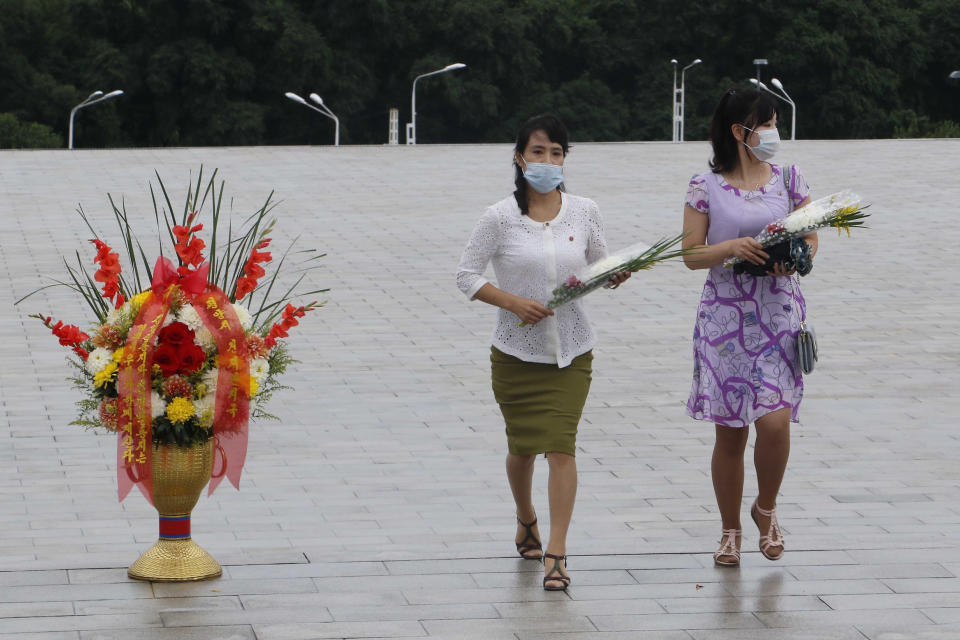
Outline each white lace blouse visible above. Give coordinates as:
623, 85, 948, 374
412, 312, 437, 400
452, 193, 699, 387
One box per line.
456, 192, 608, 368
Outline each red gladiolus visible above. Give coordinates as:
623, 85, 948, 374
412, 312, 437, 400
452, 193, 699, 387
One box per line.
234, 239, 272, 301
264, 302, 316, 348
32, 314, 91, 360
172, 213, 206, 268
90, 239, 125, 308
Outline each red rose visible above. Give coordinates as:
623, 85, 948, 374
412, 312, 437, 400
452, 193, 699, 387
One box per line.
153, 343, 181, 377
158, 322, 194, 346
177, 343, 207, 375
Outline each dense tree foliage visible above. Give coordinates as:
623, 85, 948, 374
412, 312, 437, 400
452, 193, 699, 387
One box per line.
1, 0, 957, 148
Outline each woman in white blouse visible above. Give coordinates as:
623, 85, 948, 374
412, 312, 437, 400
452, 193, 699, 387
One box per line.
457, 114, 629, 591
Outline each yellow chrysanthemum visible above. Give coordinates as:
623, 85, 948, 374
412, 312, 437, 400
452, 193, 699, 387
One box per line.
93, 362, 118, 388
112, 346, 127, 363
165, 397, 195, 424
249, 378, 259, 397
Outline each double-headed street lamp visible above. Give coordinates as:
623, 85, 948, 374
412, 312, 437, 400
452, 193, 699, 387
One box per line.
68, 90, 123, 149
672, 58, 701, 142
285, 92, 340, 146
750, 78, 796, 140
406, 62, 466, 145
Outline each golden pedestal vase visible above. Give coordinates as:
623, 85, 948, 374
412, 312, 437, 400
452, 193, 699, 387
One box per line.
128, 440, 222, 582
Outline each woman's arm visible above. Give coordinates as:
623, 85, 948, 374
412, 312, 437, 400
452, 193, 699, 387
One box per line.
473, 283, 553, 325
681, 205, 769, 270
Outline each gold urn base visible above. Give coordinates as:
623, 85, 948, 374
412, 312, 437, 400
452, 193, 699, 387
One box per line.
128, 537, 222, 582
128, 441, 221, 582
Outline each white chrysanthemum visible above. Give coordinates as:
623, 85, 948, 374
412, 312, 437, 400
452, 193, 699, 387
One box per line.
232, 304, 253, 331
201, 367, 220, 393
85, 348, 113, 374
250, 358, 269, 383
195, 326, 217, 352
195, 394, 216, 427
784, 208, 819, 234
161, 313, 176, 327
149, 391, 166, 419
177, 305, 205, 332
585, 256, 623, 279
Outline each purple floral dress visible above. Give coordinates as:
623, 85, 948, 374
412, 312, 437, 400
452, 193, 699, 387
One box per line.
685, 164, 811, 428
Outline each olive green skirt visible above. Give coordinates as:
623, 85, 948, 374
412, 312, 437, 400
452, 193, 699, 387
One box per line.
490, 346, 593, 457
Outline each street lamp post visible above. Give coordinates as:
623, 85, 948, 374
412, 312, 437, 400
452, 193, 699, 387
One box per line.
284, 92, 340, 146
753, 58, 768, 83
68, 90, 123, 149
670, 59, 679, 142
750, 78, 797, 140
679, 58, 702, 142
309, 93, 340, 146
770, 79, 797, 141
406, 62, 466, 145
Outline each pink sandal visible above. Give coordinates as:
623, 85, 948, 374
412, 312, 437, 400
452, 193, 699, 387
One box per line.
751, 500, 785, 560
713, 528, 742, 566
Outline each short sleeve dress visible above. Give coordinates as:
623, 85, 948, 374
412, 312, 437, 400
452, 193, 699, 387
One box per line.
685, 164, 811, 428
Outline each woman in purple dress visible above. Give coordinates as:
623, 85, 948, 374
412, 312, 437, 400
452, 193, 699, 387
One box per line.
681, 88, 817, 566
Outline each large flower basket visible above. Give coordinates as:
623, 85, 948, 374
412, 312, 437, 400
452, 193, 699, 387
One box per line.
19, 168, 326, 582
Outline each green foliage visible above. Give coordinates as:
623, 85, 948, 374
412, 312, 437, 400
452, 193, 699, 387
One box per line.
251, 342, 296, 421
0, 113, 62, 148
151, 415, 212, 448
894, 114, 960, 138
0, 0, 957, 145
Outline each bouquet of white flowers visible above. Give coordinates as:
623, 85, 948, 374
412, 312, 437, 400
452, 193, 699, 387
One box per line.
520, 234, 688, 325
723, 190, 870, 272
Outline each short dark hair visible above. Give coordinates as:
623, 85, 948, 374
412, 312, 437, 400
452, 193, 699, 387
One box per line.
709, 88, 779, 174
513, 114, 570, 215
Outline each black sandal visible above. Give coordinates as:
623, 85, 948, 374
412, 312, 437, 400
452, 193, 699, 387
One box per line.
542, 553, 570, 591
515, 516, 543, 559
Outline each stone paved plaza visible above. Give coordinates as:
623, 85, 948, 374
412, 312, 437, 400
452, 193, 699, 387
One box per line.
1, 139, 959, 639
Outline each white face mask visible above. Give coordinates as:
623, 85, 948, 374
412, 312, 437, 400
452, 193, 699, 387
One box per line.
741, 125, 780, 161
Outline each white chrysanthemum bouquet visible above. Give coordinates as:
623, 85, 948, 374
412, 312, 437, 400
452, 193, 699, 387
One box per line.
519, 234, 689, 326
723, 190, 870, 271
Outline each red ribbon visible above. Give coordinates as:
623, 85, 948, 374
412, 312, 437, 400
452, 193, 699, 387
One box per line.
117, 257, 250, 503
152, 256, 209, 296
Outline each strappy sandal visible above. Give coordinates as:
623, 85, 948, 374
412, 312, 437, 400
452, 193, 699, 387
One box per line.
542, 553, 570, 591
713, 528, 742, 567
515, 516, 543, 560
751, 499, 785, 561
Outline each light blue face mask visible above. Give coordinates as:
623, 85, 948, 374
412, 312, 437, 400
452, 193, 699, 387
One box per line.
521, 161, 564, 194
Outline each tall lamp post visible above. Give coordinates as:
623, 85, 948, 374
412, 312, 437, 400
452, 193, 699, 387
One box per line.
753, 58, 768, 83
68, 90, 123, 149
679, 58, 702, 142
405, 62, 466, 145
670, 59, 679, 142
750, 78, 797, 140
284, 92, 340, 146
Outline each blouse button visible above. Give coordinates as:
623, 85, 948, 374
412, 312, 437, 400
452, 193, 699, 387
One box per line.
544, 222, 550, 227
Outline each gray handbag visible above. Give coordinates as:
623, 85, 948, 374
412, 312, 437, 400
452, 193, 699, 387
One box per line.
796, 319, 818, 374
787, 257, 817, 374
784, 166, 818, 374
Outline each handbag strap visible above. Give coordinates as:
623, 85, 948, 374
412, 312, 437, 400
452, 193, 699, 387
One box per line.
788, 275, 805, 331
782, 164, 795, 213
783, 164, 804, 328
